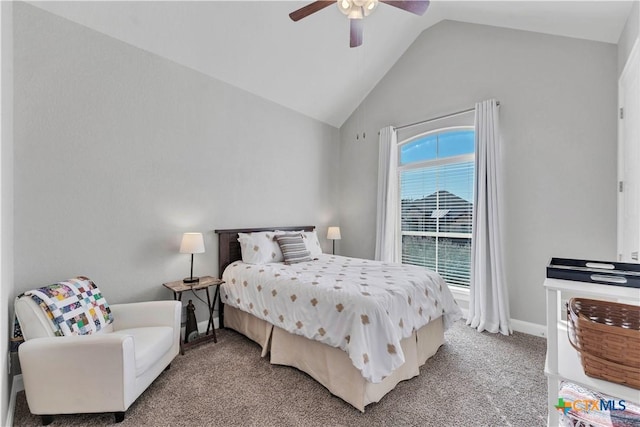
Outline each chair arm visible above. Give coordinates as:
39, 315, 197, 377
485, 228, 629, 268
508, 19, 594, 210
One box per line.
19, 334, 136, 414
110, 300, 181, 331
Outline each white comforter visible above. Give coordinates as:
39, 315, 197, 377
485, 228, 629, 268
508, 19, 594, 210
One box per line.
221, 254, 463, 383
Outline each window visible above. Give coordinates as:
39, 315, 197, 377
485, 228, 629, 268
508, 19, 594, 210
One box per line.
399, 128, 474, 287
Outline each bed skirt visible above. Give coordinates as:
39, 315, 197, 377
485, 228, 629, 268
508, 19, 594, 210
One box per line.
223, 304, 445, 411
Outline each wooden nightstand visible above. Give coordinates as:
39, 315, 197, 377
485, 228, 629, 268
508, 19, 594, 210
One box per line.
163, 275, 224, 354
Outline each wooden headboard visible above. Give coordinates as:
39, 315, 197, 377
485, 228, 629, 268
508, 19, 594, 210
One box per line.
214, 226, 316, 275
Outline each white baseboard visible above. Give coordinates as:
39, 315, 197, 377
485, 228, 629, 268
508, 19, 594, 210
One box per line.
449, 286, 545, 337
510, 319, 546, 338
458, 308, 545, 338
199, 317, 219, 331
6, 374, 24, 427
181, 317, 219, 337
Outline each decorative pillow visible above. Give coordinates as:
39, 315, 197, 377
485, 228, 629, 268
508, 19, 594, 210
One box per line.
237, 231, 284, 264
274, 233, 312, 264
23, 276, 113, 337
276, 229, 322, 258
302, 230, 323, 258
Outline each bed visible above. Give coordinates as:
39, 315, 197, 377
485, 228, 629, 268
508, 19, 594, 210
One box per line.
215, 226, 463, 411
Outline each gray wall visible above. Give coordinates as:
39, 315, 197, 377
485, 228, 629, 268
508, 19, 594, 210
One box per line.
338, 21, 618, 327
12, 3, 340, 324
618, 0, 639, 75
1, 1, 14, 425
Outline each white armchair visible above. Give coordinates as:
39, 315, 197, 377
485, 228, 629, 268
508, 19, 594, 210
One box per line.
15, 296, 181, 425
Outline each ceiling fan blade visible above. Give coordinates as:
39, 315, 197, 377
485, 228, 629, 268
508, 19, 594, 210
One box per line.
350, 19, 363, 48
380, 0, 430, 16
289, 1, 335, 22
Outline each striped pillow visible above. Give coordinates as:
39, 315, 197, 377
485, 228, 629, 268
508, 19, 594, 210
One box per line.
275, 233, 312, 264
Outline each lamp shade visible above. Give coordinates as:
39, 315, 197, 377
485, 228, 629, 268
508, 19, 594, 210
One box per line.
327, 227, 342, 240
180, 233, 205, 254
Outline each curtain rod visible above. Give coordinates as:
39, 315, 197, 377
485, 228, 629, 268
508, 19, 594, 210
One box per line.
394, 101, 500, 132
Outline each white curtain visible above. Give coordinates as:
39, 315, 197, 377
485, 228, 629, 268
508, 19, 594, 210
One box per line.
467, 99, 512, 335
374, 126, 399, 263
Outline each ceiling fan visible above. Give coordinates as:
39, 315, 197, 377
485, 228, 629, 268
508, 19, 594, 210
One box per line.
289, 0, 430, 48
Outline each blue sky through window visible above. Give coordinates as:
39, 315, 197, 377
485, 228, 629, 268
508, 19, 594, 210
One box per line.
400, 129, 475, 202
400, 129, 474, 164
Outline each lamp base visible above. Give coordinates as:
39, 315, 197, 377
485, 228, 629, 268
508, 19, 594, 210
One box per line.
183, 277, 200, 284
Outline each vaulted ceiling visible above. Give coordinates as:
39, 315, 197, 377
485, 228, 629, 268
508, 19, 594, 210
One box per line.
30, 1, 634, 127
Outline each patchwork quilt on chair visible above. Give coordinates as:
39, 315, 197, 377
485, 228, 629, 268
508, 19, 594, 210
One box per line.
24, 276, 113, 336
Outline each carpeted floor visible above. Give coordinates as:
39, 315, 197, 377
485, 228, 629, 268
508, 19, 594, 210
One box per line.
13, 321, 547, 426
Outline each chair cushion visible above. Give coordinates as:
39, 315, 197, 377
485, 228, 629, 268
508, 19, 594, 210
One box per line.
114, 326, 174, 377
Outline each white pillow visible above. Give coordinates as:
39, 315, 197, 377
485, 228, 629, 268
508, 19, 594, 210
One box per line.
302, 230, 323, 258
237, 231, 284, 264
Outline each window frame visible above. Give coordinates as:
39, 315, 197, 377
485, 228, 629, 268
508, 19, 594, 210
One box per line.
397, 125, 475, 288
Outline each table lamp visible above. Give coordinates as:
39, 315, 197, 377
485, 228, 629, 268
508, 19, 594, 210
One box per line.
327, 226, 341, 255
180, 232, 205, 283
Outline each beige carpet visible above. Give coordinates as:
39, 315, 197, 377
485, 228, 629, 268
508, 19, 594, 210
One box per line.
13, 321, 547, 426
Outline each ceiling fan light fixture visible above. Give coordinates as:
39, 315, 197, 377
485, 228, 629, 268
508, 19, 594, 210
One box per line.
363, 0, 378, 16
291, 0, 429, 47
348, 7, 364, 19
338, 0, 352, 15
338, 0, 377, 18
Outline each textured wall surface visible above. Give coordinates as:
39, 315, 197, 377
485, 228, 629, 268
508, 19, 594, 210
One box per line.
618, 0, 639, 75
338, 21, 618, 327
1, 1, 14, 425
13, 3, 340, 324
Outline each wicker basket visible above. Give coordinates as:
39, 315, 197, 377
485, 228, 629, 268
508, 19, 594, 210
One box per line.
567, 298, 640, 389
